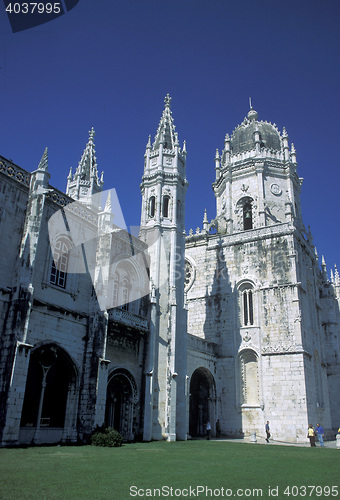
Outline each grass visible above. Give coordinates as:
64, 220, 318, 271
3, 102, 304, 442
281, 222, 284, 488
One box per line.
0, 440, 338, 499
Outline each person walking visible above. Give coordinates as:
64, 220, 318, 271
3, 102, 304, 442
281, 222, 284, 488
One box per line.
307, 424, 316, 447
316, 423, 325, 447
265, 421, 270, 443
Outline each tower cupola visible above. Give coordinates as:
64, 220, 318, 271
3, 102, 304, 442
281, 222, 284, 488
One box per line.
213, 106, 302, 234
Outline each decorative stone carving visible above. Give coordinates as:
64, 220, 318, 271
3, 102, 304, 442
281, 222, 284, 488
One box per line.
184, 259, 195, 292
270, 183, 282, 196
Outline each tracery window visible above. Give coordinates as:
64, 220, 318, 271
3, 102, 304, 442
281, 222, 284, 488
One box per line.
50, 238, 70, 289
239, 283, 255, 327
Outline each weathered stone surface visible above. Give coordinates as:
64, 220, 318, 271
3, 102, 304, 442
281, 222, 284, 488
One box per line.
0, 101, 339, 446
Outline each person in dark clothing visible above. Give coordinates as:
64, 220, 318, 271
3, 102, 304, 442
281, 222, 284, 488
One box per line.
265, 421, 270, 443
316, 423, 325, 447
216, 419, 221, 438
205, 421, 211, 440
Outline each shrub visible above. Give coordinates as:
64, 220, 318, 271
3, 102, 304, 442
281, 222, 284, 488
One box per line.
91, 427, 123, 447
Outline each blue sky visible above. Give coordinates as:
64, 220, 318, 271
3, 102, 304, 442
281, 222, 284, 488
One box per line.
0, 0, 339, 274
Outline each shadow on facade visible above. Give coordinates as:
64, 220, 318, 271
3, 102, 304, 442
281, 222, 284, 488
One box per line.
189, 237, 242, 438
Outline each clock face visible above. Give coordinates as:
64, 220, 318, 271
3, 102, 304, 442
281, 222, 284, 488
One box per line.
270, 183, 282, 196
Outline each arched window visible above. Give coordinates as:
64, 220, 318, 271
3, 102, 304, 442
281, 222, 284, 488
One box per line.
149, 196, 155, 218
243, 202, 253, 230
239, 283, 255, 326
50, 238, 70, 288
163, 195, 170, 218
20, 344, 77, 436
105, 369, 138, 441
239, 350, 259, 405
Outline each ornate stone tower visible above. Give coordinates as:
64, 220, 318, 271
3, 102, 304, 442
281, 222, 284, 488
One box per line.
139, 94, 188, 441
66, 128, 104, 206
185, 104, 334, 442
212, 106, 302, 234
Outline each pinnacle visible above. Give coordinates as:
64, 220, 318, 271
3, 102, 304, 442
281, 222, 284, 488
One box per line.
76, 128, 98, 180
37, 147, 48, 171
152, 94, 177, 151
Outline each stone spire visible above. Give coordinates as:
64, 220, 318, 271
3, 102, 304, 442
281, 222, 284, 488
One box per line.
66, 128, 104, 204
75, 128, 98, 181
37, 147, 48, 171
152, 94, 177, 151
31, 147, 50, 192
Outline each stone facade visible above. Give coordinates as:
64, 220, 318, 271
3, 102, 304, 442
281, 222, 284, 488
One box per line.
185, 107, 340, 442
0, 97, 339, 446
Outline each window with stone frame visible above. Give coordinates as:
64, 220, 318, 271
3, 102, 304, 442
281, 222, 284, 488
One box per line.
149, 196, 155, 218
239, 350, 259, 405
163, 195, 170, 218
236, 196, 254, 232
243, 202, 253, 230
239, 283, 255, 327
50, 238, 70, 289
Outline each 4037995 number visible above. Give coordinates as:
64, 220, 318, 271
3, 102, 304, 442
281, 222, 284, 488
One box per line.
283, 485, 338, 497
5, 3, 62, 14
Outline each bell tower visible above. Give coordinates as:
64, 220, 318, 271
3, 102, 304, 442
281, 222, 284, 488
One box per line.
212, 106, 303, 234
140, 94, 188, 441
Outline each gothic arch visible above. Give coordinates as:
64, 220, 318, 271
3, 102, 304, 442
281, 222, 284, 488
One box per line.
20, 343, 78, 444
189, 367, 216, 437
105, 368, 138, 441
109, 254, 148, 314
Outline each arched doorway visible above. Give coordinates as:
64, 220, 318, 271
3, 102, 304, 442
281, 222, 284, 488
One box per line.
20, 344, 77, 444
189, 367, 216, 437
105, 369, 137, 441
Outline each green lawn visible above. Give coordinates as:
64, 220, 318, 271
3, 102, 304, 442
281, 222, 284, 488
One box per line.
0, 440, 338, 499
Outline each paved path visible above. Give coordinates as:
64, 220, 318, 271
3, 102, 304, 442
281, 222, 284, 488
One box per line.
211, 436, 339, 448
